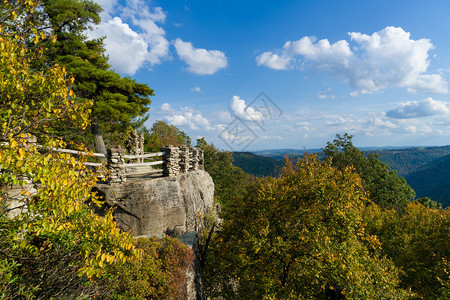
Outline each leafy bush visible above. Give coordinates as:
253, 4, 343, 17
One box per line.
109, 236, 194, 300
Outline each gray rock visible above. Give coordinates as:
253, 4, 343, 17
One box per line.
97, 170, 214, 238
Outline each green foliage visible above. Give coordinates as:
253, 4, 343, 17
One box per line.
0, 20, 90, 141
203, 155, 410, 299
323, 133, 415, 209
144, 120, 191, 152
364, 203, 450, 299
109, 236, 194, 300
415, 197, 443, 209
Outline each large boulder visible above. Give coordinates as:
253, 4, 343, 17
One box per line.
96, 170, 214, 237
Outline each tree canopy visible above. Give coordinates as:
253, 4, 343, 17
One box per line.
144, 120, 191, 152
203, 155, 410, 299
323, 133, 415, 209
364, 202, 449, 299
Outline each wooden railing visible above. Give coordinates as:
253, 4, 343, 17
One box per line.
3, 139, 204, 185
107, 146, 204, 184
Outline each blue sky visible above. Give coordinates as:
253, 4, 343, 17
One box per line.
89, 0, 450, 151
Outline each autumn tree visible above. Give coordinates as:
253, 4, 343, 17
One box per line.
203, 155, 410, 299
144, 120, 191, 152
323, 134, 415, 209
364, 202, 449, 299
0, 3, 140, 297
108, 236, 194, 299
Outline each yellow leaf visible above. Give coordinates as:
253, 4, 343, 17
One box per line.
18, 147, 26, 160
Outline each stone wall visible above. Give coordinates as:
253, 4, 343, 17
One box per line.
160, 146, 204, 177
107, 146, 204, 184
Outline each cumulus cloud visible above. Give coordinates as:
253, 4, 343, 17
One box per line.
229, 96, 264, 122
256, 52, 291, 70
89, 17, 148, 74
165, 106, 215, 130
89, 0, 169, 75
257, 26, 448, 94
386, 97, 450, 119
160, 103, 174, 112
173, 38, 228, 75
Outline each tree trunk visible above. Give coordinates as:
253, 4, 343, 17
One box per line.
91, 123, 107, 162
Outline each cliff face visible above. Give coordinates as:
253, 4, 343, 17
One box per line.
96, 170, 214, 238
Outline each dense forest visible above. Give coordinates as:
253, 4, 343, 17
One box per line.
1, 1, 449, 299
234, 145, 450, 207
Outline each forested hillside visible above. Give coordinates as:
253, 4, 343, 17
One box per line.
374, 145, 450, 176
231, 152, 283, 177
405, 154, 450, 207
238, 145, 450, 207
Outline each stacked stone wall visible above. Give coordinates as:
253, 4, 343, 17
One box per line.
107, 146, 126, 184
161, 146, 204, 177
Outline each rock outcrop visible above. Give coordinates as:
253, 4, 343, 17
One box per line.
96, 170, 214, 238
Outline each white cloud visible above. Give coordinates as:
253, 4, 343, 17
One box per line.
261, 135, 283, 140
229, 96, 264, 122
257, 26, 448, 94
89, 0, 170, 75
160, 103, 174, 112
386, 97, 450, 119
165, 106, 215, 130
191, 87, 202, 93
256, 52, 291, 70
173, 38, 228, 75
296, 121, 311, 131
89, 17, 148, 74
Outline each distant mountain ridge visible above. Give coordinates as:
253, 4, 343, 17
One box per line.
233, 145, 450, 207
405, 154, 450, 207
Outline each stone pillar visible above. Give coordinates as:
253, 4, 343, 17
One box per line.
191, 148, 199, 171
161, 146, 181, 177
198, 149, 204, 170
127, 129, 144, 163
108, 146, 126, 184
180, 146, 190, 173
